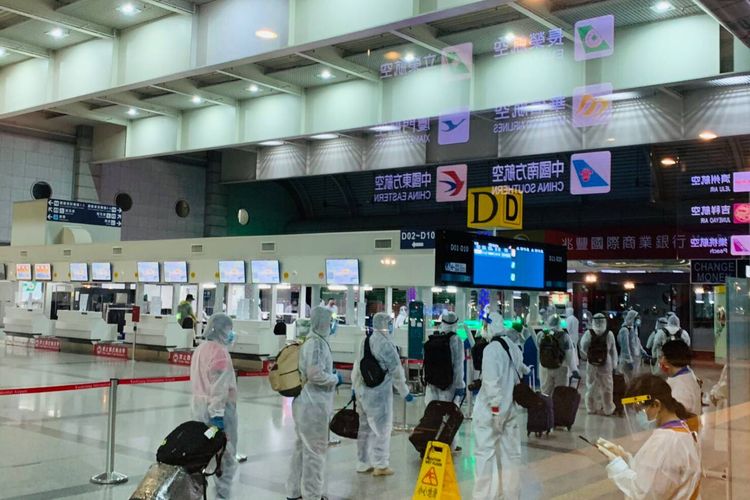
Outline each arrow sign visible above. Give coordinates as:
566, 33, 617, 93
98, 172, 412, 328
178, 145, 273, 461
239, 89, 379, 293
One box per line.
401, 230, 436, 250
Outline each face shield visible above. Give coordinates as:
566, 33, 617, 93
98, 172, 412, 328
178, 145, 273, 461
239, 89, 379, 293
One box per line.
622, 395, 657, 439
592, 315, 607, 334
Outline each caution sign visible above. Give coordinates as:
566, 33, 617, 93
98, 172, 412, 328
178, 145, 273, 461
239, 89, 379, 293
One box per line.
467, 187, 523, 230
412, 441, 461, 499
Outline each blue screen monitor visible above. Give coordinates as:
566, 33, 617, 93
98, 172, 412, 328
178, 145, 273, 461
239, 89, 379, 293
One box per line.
91, 262, 112, 282
473, 241, 545, 289
219, 261, 246, 284
70, 263, 88, 282
325, 259, 360, 285
251, 260, 280, 284
163, 261, 188, 283
137, 262, 160, 283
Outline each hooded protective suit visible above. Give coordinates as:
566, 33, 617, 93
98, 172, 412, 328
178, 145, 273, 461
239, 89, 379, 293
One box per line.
650, 315, 690, 376
351, 312, 409, 471
580, 313, 618, 415
647, 317, 668, 374
394, 306, 408, 329
472, 315, 528, 500
538, 315, 576, 395
286, 307, 339, 500
565, 306, 580, 367
425, 311, 466, 405
618, 311, 643, 381
190, 313, 238, 499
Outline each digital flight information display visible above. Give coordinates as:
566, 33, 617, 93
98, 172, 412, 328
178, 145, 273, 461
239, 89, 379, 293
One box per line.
473, 241, 545, 289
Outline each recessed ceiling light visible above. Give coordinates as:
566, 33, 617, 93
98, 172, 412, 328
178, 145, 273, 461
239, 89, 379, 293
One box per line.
248, 84, 260, 93
191, 95, 203, 104
504, 32, 516, 42
116, 2, 142, 15
255, 28, 278, 40
127, 108, 138, 116
369, 124, 400, 132
259, 140, 284, 146
309, 133, 338, 140
0, 48, 7, 57
606, 137, 616, 142
384, 50, 401, 61
46, 27, 70, 39
404, 52, 416, 62
651, 1, 674, 13
699, 131, 718, 141
607, 91, 641, 101
318, 69, 334, 80
660, 157, 677, 166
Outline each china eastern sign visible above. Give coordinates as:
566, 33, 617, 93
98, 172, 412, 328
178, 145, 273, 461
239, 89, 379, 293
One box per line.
373, 171, 433, 203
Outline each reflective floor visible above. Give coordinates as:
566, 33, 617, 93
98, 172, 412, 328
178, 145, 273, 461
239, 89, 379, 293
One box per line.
0, 343, 739, 499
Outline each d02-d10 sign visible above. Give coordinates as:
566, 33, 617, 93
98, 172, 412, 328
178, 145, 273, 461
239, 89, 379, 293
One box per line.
466, 187, 523, 230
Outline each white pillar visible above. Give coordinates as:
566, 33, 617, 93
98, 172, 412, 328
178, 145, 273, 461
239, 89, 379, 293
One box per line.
214, 285, 225, 315
299, 285, 308, 318
270, 286, 279, 327
172, 285, 180, 315
455, 289, 468, 321
357, 286, 366, 328
420, 287, 433, 339
346, 287, 356, 325
385, 286, 393, 316
311, 285, 322, 307
249, 284, 260, 320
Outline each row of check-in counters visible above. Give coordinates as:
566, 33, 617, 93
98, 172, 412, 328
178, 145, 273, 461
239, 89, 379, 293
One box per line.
1, 307, 410, 363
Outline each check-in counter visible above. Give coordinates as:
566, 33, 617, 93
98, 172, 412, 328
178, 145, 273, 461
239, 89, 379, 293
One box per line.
230, 319, 285, 357
2, 307, 54, 336
54, 310, 117, 342
328, 325, 367, 364
123, 314, 191, 349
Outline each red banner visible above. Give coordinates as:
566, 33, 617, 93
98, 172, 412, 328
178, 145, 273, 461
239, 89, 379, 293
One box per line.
168, 351, 193, 366
94, 343, 129, 359
34, 337, 61, 352
118, 376, 190, 386
0, 381, 110, 397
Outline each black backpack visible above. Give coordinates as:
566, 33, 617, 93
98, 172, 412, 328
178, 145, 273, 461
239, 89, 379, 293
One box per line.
587, 330, 609, 367
273, 321, 287, 336
157, 421, 227, 476
423, 333, 455, 390
539, 331, 566, 369
360, 335, 386, 387
471, 337, 489, 371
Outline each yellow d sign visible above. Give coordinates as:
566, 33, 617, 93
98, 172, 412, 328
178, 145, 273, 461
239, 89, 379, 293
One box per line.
467, 187, 523, 230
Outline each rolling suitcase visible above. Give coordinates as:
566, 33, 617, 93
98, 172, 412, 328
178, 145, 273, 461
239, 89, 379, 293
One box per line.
613, 372, 627, 417
526, 392, 554, 437
409, 400, 463, 457
130, 463, 205, 500
553, 376, 582, 431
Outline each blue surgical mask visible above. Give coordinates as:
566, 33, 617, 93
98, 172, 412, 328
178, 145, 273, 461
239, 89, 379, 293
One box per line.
388, 322, 394, 335
226, 330, 236, 344
635, 409, 657, 430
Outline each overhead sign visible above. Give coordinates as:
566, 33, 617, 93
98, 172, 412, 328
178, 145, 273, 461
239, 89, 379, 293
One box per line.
570, 151, 611, 195
436, 164, 467, 202
400, 230, 436, 250
491, 159, 566, 195
572, 82, 613, 128
574, 15, 615, 61
691, 260, 736, 284
46, 199, 122, 228
373, 170, 433, 203
467, 187, 523, 230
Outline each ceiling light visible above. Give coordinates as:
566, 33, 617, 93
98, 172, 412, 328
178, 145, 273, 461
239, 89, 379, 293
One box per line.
520, 103, 554, 112
116, 2, 142, 15
191, 95, 203, 104
46, 27, 70, 39
309, 133, 338, 140
384, 50, 401, 61
584, 274, 598, 283
660, 157, 677, 166
404, 52, 416, 62
0, 48, 6, 57
607, 91, 641, 101
255, 28, 278, 40
318, 69, 334, 80
624, 282, 636, 290
651, 1, 674, 13
431, 287, 444, 293
694, 286, 705, 294
699, 131, 718, 141
258, 140, 284, 146
446, 286, 458, 294
369, 124, 400, 132
248, 84, 260, 93
504, 32, 516, 42
606, 137, 616, 142
127, 108, 138, 116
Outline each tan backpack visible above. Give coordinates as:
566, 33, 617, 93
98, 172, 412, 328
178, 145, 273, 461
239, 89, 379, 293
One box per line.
268, 341, 305, 397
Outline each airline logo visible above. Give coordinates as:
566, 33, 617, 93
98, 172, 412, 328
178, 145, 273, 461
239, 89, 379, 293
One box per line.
438, 109, 470, 145
733, 171, 750, 193
731, 235, 750, 256
572, 83, 613, 127
436, 164, 468, 202
570, 151, 611, 195
575, 15, 614, 61
734, 203, 750, 224
442, 42, 473, 81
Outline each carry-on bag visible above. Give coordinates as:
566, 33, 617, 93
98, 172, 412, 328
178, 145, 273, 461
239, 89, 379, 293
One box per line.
130, 463, 205, 500
156, 421, 227, 475
526, 392, 554, 437
409, 400, 464, 457
552, 376, 582, 430
329, 396, 359, 439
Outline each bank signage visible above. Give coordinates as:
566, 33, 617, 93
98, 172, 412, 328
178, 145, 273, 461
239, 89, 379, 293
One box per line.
691, 260, 736, 284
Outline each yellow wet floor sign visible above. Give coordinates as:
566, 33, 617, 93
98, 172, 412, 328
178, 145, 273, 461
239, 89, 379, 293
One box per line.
412, 441, 461, 499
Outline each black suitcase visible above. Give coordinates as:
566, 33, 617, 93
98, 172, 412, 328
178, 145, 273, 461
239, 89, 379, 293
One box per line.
613, 372, 627, 417
409, 400, 463, 457
527, 392, 554, 437
553, 377, 581, 430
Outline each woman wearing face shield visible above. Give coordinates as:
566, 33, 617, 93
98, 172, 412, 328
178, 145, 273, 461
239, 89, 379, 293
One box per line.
190, 313, 238, 499
600, 374, 701, 499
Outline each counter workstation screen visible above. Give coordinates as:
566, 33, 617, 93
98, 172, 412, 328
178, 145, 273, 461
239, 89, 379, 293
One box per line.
92, 262, 112, 281
163, 261, 188, 283
326, 259, 359, 285
137, 262, 160, 283
16, 263, 32, 281
251, 260, 280, 284
70, 263, 88, 282
34, 263, 52, 281
219, 261, 246, 284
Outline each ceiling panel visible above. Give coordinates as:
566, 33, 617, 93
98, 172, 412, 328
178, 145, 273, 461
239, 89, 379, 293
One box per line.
0, 50, 30, 67
428, 4, 521, 34
0, 18, 92, 50
552, 0, 703, 27
57, 0, 172, 30
267, 63, 357, 89
144, 92, 215, 110
0, 10, 27, 30
201, 79, 279, 101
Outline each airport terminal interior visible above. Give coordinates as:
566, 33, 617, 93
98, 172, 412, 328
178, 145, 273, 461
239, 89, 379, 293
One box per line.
0, 0, 749, 499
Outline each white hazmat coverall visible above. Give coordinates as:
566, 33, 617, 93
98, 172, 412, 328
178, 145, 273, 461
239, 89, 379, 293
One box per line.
190, 313, 238, 500
395, 306, 408, 329
617, 310, 641, 382
472, 327, 527, 500
351, 312, 410, 470
425, 311, 466, 405
646, 318, 668, 375
580, 319, 618, 415
565, 306, 580, 367
286, 307, 339, 500
538, 315, 575, 395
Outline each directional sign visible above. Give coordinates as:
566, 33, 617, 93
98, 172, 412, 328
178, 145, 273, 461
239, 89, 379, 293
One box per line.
400, 230, 436, 250
46, 198, 122, 228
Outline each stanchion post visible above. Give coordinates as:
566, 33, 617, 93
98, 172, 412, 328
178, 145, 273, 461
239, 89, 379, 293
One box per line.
91, 378, 128, 485
394, 358, 414, 432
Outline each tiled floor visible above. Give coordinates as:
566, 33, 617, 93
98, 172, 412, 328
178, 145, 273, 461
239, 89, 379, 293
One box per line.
0, 344, 738, 499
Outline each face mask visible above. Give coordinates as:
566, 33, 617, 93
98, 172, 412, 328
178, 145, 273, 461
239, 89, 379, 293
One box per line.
635, 408, 658, 430
388, 322, 394, 335
593, 322, 605, 334
659, 362, 671, 375
226, 330, 236, 344
635, 319, 642, 327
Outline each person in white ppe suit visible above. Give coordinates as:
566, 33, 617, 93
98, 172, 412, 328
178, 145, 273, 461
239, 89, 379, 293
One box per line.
646, 317, 668, 375
472, 313, 529, 500
538, 315, 579, 395
425, 311, 466, 405
351, 312, 412, 476
190, 313, 238, 499
650, 315, 690, 375
660, 340, 702, 418
565, 306, 580, 366
394, 305, 408, 329
599, 375, 701, 499
618, 311, 643, 382
286, 306, 341, 500
580, 313, 619, 415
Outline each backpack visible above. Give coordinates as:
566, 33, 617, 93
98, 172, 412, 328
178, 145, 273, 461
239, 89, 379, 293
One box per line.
273, 321, 287, 336
587, 330, 609, 367
156, 421, 227, 476
471, 337, 489, 371
360, 335, 386, 387
268, 341, 304, 397
664, 327, 680, 343
539, 331, 566, 369
423, 333, 455, 390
